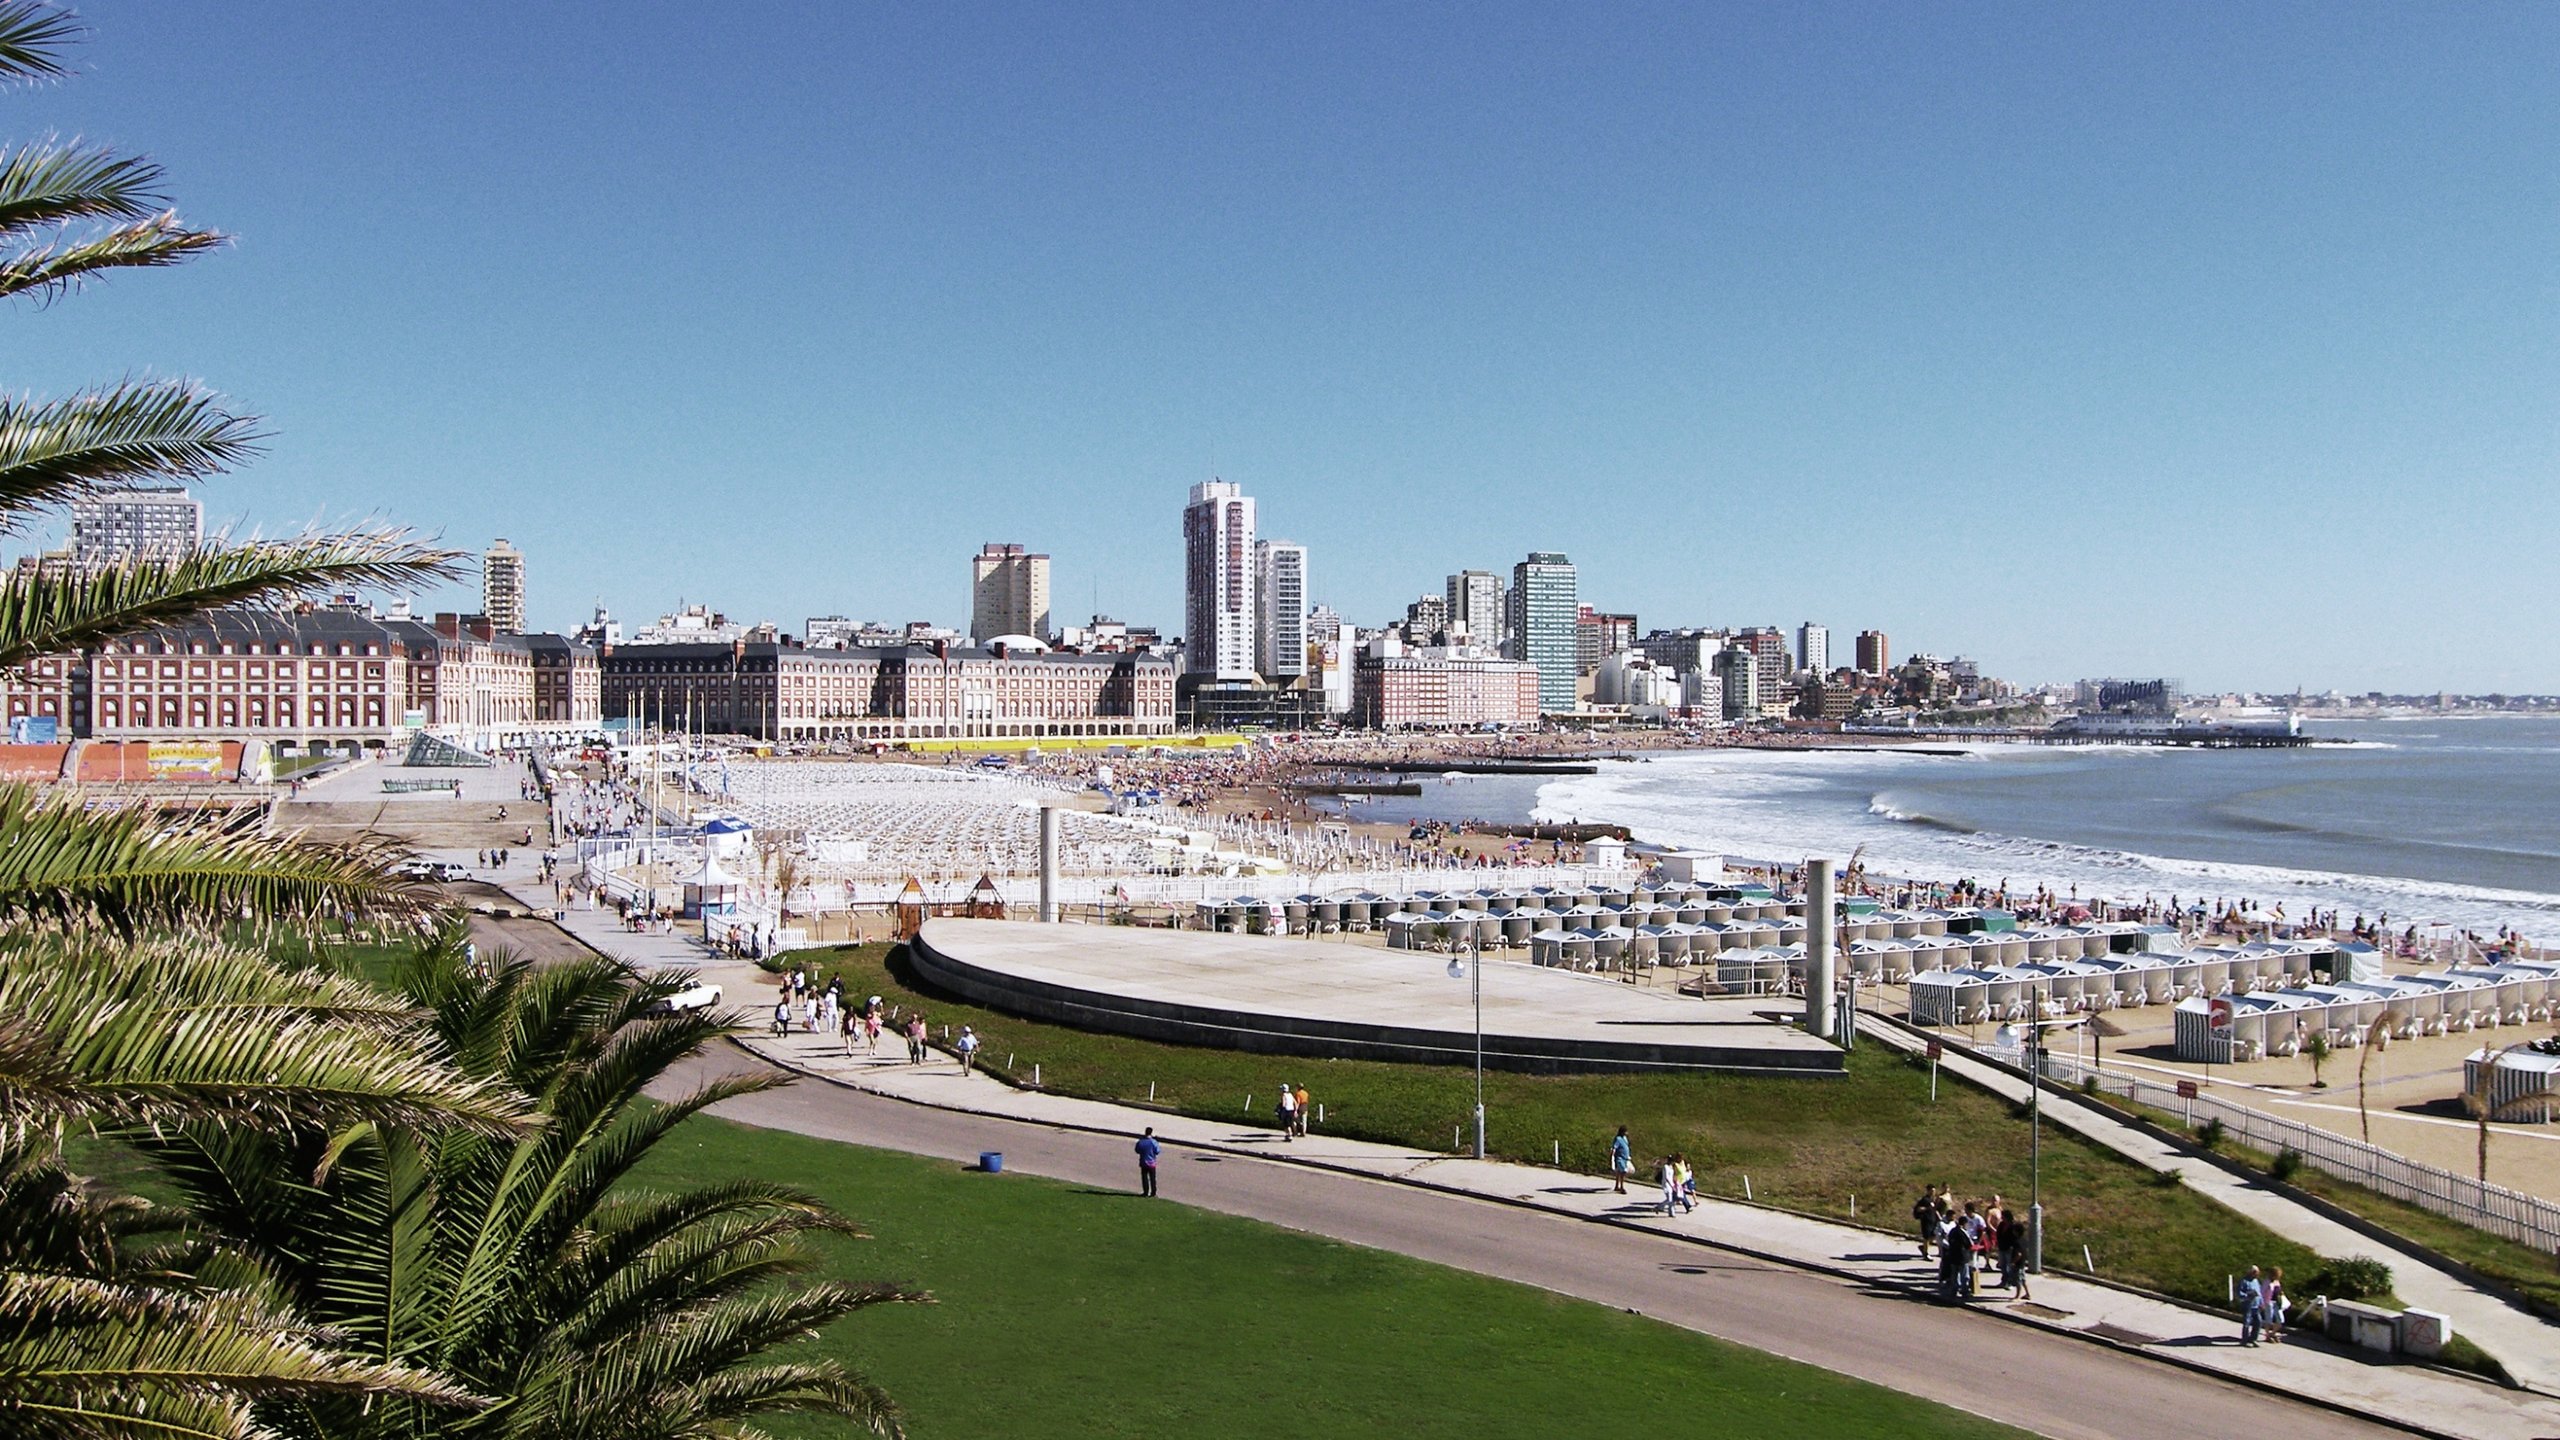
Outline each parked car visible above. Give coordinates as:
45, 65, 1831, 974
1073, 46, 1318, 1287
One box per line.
651, 982, 722, 1015
393, 860, 472, 883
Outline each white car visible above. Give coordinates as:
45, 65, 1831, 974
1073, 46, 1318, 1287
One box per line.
652, 982, 722, 1014
393, 860, 473, 883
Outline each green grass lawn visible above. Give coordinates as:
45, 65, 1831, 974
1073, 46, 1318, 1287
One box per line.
636, 1117, 2034, 1440
786, 943, 2335, 1315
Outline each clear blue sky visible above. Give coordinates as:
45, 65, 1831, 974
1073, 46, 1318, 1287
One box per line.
13, 2, 2557, 692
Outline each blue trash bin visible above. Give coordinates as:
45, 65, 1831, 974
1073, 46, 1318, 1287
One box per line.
979, 1151, 1004, 1174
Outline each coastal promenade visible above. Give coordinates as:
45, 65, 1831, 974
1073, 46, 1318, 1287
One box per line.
723, 1024, 2559, 1440
1860, 1020, 2560, 1394
479, 864, 2560, 1428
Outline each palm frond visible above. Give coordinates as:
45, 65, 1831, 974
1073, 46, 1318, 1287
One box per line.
0, 380, 258, 529
0, 2, 77, 86
0, 142, 169, 237
0, 935, 530, 1145
0, 1270, 479, 1440
0, 531, 463, 667
0, 209, 222, 302
0, 782, 432, 934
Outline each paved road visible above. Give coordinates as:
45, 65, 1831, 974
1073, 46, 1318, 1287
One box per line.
673, 1052, 2410, 1440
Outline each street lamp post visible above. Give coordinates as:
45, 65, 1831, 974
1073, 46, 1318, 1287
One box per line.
2027, 1025, 2044, 1275
2002, 1007, 2081, 1277
1447, 941, 1485, 1158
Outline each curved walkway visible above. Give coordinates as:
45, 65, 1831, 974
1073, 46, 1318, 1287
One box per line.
723, 1028, 2560, 1440
1870, 1016, 2557, 1394
494, 871, 2556, 1436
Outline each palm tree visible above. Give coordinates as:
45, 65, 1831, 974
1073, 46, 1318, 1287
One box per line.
0, 933, 530, 1439
0, 6, 494, 1434
144, 941, 923, 1439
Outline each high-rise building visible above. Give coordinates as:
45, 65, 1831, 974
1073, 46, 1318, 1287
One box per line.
481, 539, 526, 635
1737, 625, 1789, 698
1182, 480, 1257, 678
70, 483, 201, 561
1404, 593, 1450, 644
1445, 570, 1502, 648
1856, 630, 1891, 677
1508, 552, 1578, 713
1254, 539, 1308, 679
1576, 607, 1638, 674
969, 542, 1052, 641
1711, 646, 1761, 721
1797, 623, 1829, 676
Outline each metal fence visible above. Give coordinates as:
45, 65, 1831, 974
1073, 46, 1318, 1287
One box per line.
2035, 1050, 2560, 1255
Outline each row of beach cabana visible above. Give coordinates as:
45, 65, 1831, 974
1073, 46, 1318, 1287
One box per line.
2171, 962, 2560, 1063
1194, 884, 1793, 936
1908, 941, 2352, 1025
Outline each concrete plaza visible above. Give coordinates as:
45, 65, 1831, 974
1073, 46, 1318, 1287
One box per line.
911, 917, 1845, 1074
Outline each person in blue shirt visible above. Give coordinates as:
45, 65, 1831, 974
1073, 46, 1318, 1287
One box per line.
2237, 1266, 2266, 1346
1610, 1126, 1633, 1195
1135, 1128, 1161, 1197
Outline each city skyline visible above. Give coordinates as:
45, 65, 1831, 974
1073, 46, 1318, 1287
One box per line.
12, 5, 2557, 692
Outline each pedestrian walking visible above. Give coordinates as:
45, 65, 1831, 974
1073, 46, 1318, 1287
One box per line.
1135, 1127, 1161, 1197
1292, 1083, 1310, 1137
864, 1009, 882, 1053
1656, 1155, 1680, 1217
2263, 1266, 2287, 1344
2237, 1266, 2266, 1346
839, 1005, 857, 1057
1673, 1154, 1696, 1213
956, 1025, 980, 1075
1276, 1082, 1297, 1140
1610, 1126, 1633, 1195
771, 996, 790, 1040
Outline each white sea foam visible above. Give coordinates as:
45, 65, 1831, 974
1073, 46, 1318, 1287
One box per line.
1532, 750, 2560, 934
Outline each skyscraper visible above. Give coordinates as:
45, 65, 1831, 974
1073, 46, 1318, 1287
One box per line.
1856, 630, 1890, 677
1183, 480, 1257, 678
69, 483, 201, 561
1576, 607, 1638, 674
481, 539, 525, 635
1508, 552, 1578, 713
1797, 622, 1830, 676
970, 542, 1052, 641
1445, 569, 1501, 648
1737, 626, 1789, 701
1254, 539, 1308, 679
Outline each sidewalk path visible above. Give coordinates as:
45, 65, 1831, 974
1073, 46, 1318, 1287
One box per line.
490, 878, 2558, 1435
1859, 1014, 2558, 1395
729, 1024, 2560, 1440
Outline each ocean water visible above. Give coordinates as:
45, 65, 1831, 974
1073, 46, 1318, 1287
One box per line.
1332, 717, 2560, 935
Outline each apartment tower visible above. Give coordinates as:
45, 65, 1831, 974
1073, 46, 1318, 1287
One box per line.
482, 539, 526, 635
970, 542, 1052, 641
1508, 552, 1578, 713
1182, 480, 1258, 678
1254, 539, 1308, 679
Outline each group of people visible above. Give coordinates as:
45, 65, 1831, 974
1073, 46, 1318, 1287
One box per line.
1912, 1184, 2034, 1302
765, 966, 966, 1071
2235, 1265, 2291, 1346
1272, 1081, 1312, 1139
